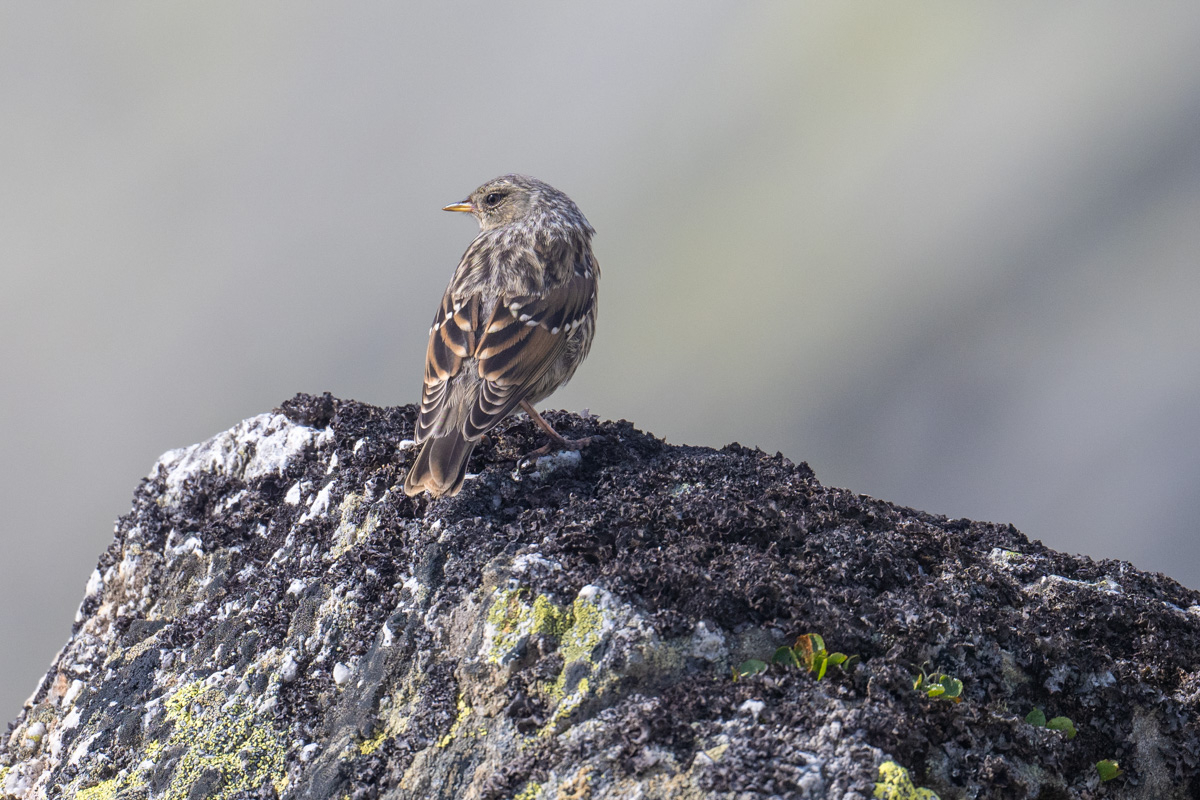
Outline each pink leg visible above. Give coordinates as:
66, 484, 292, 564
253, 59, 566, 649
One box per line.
520, 400, 593, 456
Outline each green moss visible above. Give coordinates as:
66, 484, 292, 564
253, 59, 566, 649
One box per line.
874, 761, 940, 800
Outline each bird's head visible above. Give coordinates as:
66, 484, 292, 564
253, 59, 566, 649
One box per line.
443, 174, 590, 234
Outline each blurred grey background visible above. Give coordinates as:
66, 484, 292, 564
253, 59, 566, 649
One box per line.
2, 2, 1199, 719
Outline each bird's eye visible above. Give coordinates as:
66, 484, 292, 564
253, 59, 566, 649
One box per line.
484, 192, 503, 207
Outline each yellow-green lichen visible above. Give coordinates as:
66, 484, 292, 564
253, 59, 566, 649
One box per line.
557, 765, 593, 799
75, 777, 121, 800
328, 493, 381, 561
437, 694, 473, 748
487, 587, 612, 734
486, 588, 533, 660
560, 596, 604, 664
153, 679, 288, 800
487, 589, 576, 663
514, 780, 543, 800
358, 729, 387, 756
532, 594, 571, 636
874, 761, 940, 800
72, 747, 156, 799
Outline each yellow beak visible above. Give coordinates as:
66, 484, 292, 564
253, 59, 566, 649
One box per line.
442, 201, 474, 213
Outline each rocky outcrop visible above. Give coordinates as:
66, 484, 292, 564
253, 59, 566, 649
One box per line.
2, 393, 1198, 799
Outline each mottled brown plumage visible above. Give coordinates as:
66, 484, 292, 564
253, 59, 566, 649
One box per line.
403, 175, 599, 497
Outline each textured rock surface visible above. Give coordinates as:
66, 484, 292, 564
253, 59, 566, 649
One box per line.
2, 393, 1198, 799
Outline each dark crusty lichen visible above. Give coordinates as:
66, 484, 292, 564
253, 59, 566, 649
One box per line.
2, 393, 1198, 799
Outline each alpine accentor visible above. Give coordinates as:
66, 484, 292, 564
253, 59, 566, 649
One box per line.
403, 174, 600, 497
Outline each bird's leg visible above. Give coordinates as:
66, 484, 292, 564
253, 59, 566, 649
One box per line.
520, 400, 593, 456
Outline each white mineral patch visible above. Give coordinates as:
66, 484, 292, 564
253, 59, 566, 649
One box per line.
22, 721, 46, 748
382, 621, 395, 647
84, 569, 103, 597
280, 652, 299, 683
533, 449, 582, 477
1028, 574, 1122, 595
68, 730, 100, 767
49, 707, 80, 760
219, 489, 247, 513
166, 536, 204, 559
332, 662, 352, 685
689, 621, 728, 662
287, 579, 307, 596
299, 481, 335, 524
739, 699, 765, 720
285, 482, 303, 505
153, 414, 330, 506
62, 679, 84, 708
511, 553, 563, 574
398, 439, 417, 451
2, 764, 31, 796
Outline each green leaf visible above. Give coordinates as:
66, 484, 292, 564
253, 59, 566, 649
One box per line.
816, 657, 828, 681
772, 646, 801, 668
1046, 716, 1076, 739
736, 659, 768, 679
827, 652, 848, 666
941, 676, 963, 699
1024, 708, 1047, 727
842, 654, 860, 671
796, 634, 826, 670
1096, 760, 1122, 781
926, 684, 945, 698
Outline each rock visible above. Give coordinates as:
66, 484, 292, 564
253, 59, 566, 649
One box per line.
2, 392, 1198, 799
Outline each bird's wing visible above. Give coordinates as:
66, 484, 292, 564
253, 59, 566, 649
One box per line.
414, 267, 595, 443
415, 290, 480, 442
467, 267, 596, 438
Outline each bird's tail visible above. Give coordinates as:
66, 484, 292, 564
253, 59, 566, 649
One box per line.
403, 433, 477, 498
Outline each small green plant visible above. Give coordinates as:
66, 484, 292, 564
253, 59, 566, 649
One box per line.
913, 667, 963, 702
732, 659, 768, 681
733, 633, 858, 682
1024, 708, 1076, 739
1096, 759, 1122, 781
773, 633, 859, 680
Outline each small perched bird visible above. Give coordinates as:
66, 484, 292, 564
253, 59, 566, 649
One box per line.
403, 174, 600, 498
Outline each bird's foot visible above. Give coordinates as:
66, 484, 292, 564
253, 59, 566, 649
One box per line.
523, 434, 595, 459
